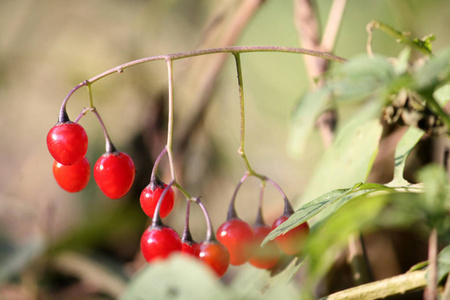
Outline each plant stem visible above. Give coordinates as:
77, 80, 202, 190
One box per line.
320, 270, 427, 300
61, 46, 346, 107
424, 229, 438, 300
91, 107, 116, 153
165, 58, 176, 181
366, 21, 433, 57
151, 180, 175, 227
227, 173, 250, 220
194, 198, 215, 242
150, 147, 168, 183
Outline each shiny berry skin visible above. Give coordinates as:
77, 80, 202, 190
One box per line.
216, 218, 255, 265
271, 215, 309, 256
140, 225, 181, 263
197, 241, 230, 278
47, 122, 88, 165
53, 157, 90, 193
249, 225, 280, 269
140, 183, 175, 218
94, 151, 135, 199
181, 241, 199, 257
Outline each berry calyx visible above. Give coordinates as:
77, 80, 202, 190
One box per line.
271, 214, 309, 256
47, 121, 88, 165
197, 241, 230, 278
249, 224, 280, 269
140, 224, 181, 263
140, 182, 175, 218
181, 240, 199, 257
94, 151, 135, 199
216, 218, 255, 266
52, 157, 90, 192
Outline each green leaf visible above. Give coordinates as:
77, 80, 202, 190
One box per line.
329, 54, 395, 103
436, 245, 450, 283
288, 88, 332, 157
433, 84, 450, 107
299, 102, 383, 204
414, 48, 450, 91
388, 126, 424, 186
305, 192, 391, 280
263, 183, 393, 246
119, 255, 233, 300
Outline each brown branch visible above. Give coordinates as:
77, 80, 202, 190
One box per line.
320, 270, 427, 300
175, 0, 267, 156
424, 229, 438, 300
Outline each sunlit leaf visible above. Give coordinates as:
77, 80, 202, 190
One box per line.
388, 126, 424, 186
436, 245, 450, 282
414, 48, 450, 91
299, 102, 383, 205
433, 84, 450, 106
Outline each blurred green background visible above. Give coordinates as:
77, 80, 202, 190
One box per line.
1, 0, 450, 299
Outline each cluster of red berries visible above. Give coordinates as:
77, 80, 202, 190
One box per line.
139, 183, 230, 278
138, 175, 309, 278
47, 109, 135, 199
216, 192, 310, 271
48, 109, 309, 280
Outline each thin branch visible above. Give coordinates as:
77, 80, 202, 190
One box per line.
176, 0, 267, 153
320, 0, 348, 52
424, 229, 438, 300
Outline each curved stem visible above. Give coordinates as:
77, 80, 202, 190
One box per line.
91, 107, 116, 153
265, 177, 294, 215
227, 172, 250, 220
61, 46, 346, 107
181, 200, 195, 244
254, 181, 266, 226
151, 180, 175, 227
150, 147, 168, 183
194, 198, 215, 242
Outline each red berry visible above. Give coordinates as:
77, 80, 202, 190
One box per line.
249, 225, 280, 269
53, 157, 90, 192
140, 183, 175, 218
197, 241, 230, 278
181, 241, 199, 257
216, 218, 255, 265
140, 225, 181, 263
47, 122, 88, 165
271, 215, 309, 256
94, 151, 135, 199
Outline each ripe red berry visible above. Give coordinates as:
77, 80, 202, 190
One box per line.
140, 225, 181, 263
94, 151, 135, 199
271, 215, 309, 256
249, 225, 280, 269
140, 182, 175, 218
216, 218, 255, 265
53, 157, 90, 192
47, 122, 88, 165
197, 241, 230, 278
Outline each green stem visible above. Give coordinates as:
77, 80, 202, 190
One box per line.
165, 58, 176, 181
367, 21, 433, 56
